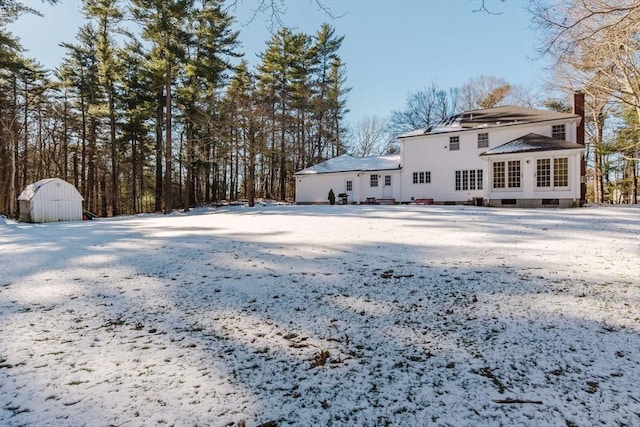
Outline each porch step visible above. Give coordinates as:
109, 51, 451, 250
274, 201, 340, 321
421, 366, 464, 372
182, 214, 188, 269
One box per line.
377, 198, 396, 205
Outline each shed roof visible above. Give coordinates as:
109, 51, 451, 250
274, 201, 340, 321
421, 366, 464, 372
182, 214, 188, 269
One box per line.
399, 106, 579, 138
479, 133, 586, 156
294, 154, 401, 175
18, 178, 84, 201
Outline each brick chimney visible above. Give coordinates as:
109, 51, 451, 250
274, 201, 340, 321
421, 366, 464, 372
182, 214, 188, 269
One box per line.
573, 92, 586, 204
574, 92, 585, 146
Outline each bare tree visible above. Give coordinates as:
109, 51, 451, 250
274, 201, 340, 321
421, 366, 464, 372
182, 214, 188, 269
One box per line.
458, 75, 514, 110
388, 82, 458, 137
531, 0, 640, 202
530, 0, 640, 122
349, 115, 394, 157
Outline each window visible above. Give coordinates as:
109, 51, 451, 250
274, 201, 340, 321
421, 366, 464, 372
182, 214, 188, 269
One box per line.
494, 160, 522, 190
384, 175, 391, 186
449, 136, 460, 151
554, 157, 568, 187
536, 159, 551, 187
536, 157, 569, 189
455, 169, 483, 191
508, 161, 521, 188
370, 174, 378, 187
493, 162, 505, 189
552, 124, 566, 140
412, 171, 431, 184
346, 180, 353, 191
477, 133, 489, 148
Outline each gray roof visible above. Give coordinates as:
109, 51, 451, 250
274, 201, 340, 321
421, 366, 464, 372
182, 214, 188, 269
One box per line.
479, 133, 586, 156
399, 106, 580, 138
294, 154, 401, 175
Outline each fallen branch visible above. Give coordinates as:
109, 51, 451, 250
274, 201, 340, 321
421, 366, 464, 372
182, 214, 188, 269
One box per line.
492, 398, 543, 404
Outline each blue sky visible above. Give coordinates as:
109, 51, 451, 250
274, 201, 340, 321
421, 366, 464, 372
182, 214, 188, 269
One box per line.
10, 0, 549, 125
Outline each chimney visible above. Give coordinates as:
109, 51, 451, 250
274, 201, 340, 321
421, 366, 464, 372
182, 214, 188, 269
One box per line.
573, 92, 585, 146
573, 91, 586, 205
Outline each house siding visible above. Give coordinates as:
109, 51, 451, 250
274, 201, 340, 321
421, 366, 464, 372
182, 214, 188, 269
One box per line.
400, 120, 579, 204
295, 170, 401, 204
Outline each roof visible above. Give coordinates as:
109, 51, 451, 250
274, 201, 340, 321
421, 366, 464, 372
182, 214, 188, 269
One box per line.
399, 106, 580, 138
479, 133, 586, 156
294, 154, 401, 175
18, 178, 84, 201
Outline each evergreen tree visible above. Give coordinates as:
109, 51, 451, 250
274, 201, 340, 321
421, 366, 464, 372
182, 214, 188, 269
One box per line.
131, 0, 193, 213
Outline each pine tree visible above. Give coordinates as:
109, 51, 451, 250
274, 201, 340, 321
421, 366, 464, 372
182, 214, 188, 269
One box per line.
131, 0, 193, 213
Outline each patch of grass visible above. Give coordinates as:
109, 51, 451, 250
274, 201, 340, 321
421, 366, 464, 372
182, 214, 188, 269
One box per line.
310, 349, 330, 368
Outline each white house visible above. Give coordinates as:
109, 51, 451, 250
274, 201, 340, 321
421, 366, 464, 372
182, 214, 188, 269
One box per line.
295, 94, 586, 208
294, 154, 401, 204
18, 178, 84, 222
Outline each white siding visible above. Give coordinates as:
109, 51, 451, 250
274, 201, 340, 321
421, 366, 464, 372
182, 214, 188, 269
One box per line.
484, 149, 583, 202
19, 178, 83, 222
295, 170, 401, 204
400, 119, 579, 203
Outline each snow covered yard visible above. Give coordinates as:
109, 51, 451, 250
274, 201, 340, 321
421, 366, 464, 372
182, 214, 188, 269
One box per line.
0, 204, 639, 426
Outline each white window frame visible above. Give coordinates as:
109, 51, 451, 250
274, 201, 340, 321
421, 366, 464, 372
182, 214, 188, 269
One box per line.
535, 156, 570, 191
477, 133, 489, 149
449, 136, 460, 151
552, 124, 566, 140
413, 171, 431, 184
455, 169, 483, 191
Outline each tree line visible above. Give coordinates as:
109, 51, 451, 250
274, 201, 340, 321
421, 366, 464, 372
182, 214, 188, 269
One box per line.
1, 0, 638, 218
0, 0, 348, 218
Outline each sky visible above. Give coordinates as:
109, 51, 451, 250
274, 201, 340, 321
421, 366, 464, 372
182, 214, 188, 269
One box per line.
9, 0, 551, 126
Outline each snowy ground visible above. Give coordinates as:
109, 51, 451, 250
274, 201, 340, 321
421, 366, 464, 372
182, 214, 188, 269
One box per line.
0, 204, 639, 426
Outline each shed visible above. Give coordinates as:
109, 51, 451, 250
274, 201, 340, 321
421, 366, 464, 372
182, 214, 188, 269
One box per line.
18, 178, 84, 223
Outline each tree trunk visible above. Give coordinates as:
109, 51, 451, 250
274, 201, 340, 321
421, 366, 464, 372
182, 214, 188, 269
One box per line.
164, 57, 172, 214
155, 88, 163, 212
108, 88, 119, 216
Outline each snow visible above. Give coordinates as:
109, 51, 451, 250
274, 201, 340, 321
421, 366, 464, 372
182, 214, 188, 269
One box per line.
16, 178, 57, 201
294, 154, 401, 175
1, 204, 639, 426
481, 133, 585, 156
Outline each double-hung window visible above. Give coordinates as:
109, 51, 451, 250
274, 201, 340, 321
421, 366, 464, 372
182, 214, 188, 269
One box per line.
449, 136, 460, 151
370, 174, 378, 187
477, 133, 489, 148
552, 124, 566, 140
